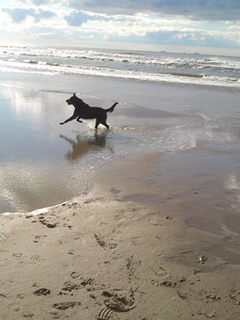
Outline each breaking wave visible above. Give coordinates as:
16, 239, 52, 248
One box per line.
0, 45, 240, 87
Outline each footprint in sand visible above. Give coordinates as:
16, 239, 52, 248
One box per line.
52, 301, 81, 310
23, 312, 34, 318
159, 280, 177, 288
38, 215, 57, 228
96, 308, 119, 320
94, 233, 107, 249
70, 271, 81, 279
80, 277, 96, 286
177, 291, 189, 301
69, 273, 100, 289
8, 302, 20, 312
206, 294, 221, 302
33, 235, 47, 243
104, 292, 135, 312
152, 266, 167, 277
152, 275, 186, 288
94, 233, 118, 250
109, 242, 118, 249
227, 289, 240, 305
12, 253, 40, 261
59, 281, 80, 295
33, 288, 51, 296
126, 255, 142, 281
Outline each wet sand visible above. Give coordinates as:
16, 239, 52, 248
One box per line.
1, 75, 240, 319
0, 83, 199, 213
1, 146, 240, 320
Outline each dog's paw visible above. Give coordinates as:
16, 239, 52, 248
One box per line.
60, 122, 64, 125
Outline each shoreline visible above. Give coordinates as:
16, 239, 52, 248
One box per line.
1, 70, 240, 318
1, 147, 240, 319
0, 82, 197, 214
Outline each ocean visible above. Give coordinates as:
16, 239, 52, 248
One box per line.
1, 45, 240, 213
1, 46, 240, 87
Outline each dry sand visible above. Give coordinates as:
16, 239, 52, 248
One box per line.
1, 147, 240, 320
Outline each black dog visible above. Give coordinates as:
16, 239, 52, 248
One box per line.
60, 93, 118, 129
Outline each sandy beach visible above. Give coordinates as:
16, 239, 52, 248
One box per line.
1, 48, 240, 319
1, 146, 240, 320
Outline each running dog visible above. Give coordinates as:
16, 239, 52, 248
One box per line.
60, 93, 118, 129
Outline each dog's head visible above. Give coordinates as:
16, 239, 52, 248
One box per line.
66, 93, 78, 105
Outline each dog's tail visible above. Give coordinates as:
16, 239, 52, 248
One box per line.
105, 102, 118, 113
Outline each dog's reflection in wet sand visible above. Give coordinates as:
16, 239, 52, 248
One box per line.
60, 133, 112, 163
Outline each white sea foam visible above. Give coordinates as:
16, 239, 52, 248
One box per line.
0, 46, 240, 88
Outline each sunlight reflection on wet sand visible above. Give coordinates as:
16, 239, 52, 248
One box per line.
1, 83, 240, 214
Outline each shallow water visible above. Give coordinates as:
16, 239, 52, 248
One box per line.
1, 62, 240, 213
0, 84, 183, 212
0, 87, 111, 212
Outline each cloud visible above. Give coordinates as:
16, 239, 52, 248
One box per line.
10, 0, 240, 21
152, 0, 240, 21
2, 7, 56, 23
63, 10, 109, 27
58, 0, 240, 21
1, 0, 240, 54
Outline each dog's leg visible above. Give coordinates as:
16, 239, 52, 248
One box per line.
95, 118, 100, 129
60, 114, 77, 125
101, 120, 110, 129
76, 116, 83, 123
100, 114, 109, 129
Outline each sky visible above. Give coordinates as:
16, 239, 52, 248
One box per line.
1, 0, 240, 55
